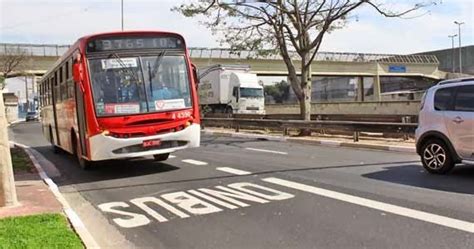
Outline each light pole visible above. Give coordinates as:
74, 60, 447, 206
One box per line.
121, 0, 124, 31
448, 34, 457, 73
454, 21, 464, 74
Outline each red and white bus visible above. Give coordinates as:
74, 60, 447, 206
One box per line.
38, 31, 201, 169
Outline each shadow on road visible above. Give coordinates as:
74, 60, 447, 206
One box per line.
363, 164, 474, 195
32, 146, 180, 187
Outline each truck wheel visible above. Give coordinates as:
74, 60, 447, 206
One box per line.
421, 139, 455, 174
153, 153, 170, 161
225, 106, 233, 114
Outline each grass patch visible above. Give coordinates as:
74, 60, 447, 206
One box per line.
0, 213, 83, 249
10, 147, 35, 173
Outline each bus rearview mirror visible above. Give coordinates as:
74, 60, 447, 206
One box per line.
191, 64, 199, 86
73, 63, 83, 83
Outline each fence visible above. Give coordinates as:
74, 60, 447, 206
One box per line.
202, 117, 418, 142
0, 43, 439, 64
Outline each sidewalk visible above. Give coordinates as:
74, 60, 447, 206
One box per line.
0, 173, 62, 218
203, 127, 416, 153
0, 146, 62, 218
0, 146, 84, 248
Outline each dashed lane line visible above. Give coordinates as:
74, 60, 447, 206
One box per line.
245, 147, 288, 155
216, 167, 252, 175
263, 177, 474, 234
168, 155, 176, 159
182, 159, 208, 165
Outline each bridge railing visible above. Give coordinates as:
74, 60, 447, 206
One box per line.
0, 43, 71, 57
0, 43, 439, 64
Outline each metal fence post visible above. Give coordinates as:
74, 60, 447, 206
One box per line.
402, 116, 411, 141
353, 131, 360, 142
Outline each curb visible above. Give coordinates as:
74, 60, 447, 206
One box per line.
13, 142, 100, 249
6, 119, 25, 127
203, 130, 416, 153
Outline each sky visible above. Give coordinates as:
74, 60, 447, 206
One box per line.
0, 0, 473, 54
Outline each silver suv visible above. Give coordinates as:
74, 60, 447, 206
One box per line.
415, 77, 474, 174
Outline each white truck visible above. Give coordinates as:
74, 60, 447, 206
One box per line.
198, 65, 265, 114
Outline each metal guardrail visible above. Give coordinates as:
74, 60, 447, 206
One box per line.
0, 43, 439, 64
204, 113, 418, 123
202, 118, 418, 142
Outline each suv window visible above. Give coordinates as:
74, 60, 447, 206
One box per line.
434, 87, 454, 111
454, 85, 474, 112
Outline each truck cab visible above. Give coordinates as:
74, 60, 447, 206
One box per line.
199, 65, 265, 115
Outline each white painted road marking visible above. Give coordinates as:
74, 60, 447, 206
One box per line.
216, 167, 252, 175
98, 181, 294, 228
245, 147, 288, 155
263, 177, 474, 234
168, 155, 176, 159
182, 159, 208, 165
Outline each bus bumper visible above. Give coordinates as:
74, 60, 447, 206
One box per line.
88, 124, 201, 161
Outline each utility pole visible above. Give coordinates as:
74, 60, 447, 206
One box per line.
454, 21, 464, 74
448, 34, 457, 73
0, 88, 18, 207
24, 75, 29, 112
121, 0, 124, 31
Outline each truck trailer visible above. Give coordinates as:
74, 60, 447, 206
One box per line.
198, 65, 265, 114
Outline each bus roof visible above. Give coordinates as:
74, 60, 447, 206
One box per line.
41, 30, 187, 81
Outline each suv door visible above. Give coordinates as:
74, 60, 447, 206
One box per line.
443, 85, 474, 160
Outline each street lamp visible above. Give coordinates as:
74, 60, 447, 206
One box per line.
454, 21, 464, 74
121, 0, 124, 31
448, 34, 457, 73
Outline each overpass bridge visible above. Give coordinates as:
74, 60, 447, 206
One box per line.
2, 43, 446, 102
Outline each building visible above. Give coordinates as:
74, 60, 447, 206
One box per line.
2, 92, 19, 123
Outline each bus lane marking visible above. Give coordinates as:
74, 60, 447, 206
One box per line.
182, 159, 208, 165
245, 147, 288, 155
263, 177, 474, 234
97, 181, 295, 228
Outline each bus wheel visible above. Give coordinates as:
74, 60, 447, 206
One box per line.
153, 153, 170, 162
74, 136, 91, 170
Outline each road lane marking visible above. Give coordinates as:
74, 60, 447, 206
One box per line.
98, 181, 295, 228
245, 147, 288, 155
263, 177, 474, 234
168, 155, 176, 159
182, 159, 208, 165
216, 167, 252, 175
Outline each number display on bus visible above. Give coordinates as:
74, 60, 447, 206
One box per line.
87, 36, 184, 53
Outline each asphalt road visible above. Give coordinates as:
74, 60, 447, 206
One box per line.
9, 122, 474, 249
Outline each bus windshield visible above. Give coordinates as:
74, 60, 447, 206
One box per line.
89, 55, 192, 116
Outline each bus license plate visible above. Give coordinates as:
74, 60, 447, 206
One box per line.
143, 139, 161, 148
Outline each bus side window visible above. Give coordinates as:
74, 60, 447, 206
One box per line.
62, 64, 67, 100
67, 58, 74, 98
54, 72, 61, 103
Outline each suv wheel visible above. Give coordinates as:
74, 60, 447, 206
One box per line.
421, 139, 455, 174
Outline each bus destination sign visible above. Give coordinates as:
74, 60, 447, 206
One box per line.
87, 36, 184, 53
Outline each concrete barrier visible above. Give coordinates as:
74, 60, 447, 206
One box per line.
266, 100, 421, 116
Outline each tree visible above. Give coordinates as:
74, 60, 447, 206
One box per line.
174, 0, 438, 126
0, 47, 25, 207
0, 47, 28, 89
264, 80, 290, 103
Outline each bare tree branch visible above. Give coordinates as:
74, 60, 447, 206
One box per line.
173, 0, 439, 121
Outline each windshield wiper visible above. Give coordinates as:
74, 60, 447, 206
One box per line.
147, 51, 166, 97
